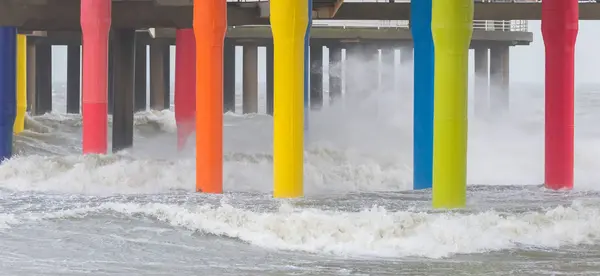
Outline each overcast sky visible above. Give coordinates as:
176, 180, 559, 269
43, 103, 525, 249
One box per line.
49, 20, 600, 86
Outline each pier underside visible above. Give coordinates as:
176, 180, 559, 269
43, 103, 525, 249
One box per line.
2, 0, 600, 31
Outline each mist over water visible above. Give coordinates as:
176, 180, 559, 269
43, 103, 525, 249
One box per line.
2, 48, 600, 275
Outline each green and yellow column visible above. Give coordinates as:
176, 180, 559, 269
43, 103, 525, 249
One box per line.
431, 0, 473, 208
14, 34, 26, 134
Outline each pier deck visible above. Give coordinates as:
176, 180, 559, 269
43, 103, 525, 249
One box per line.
1, 0, 599, 31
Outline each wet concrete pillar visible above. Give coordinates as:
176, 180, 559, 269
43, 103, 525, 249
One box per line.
400, 45, 414, 65
328, 45, 342, 105
365, 44, 380, 93
162, 45, 171, 109
266, 40, 274, 115
399, 45, 414, 92
111, 29, 136, 152
223, 38, 236, 113
310, 43, 323, 110
66, 44, 81, 114
502, 47, 510, 108
26, 38, 37, 113
474, 47, 489, 118
242, 43, 258, 114
108, 44, 114, 115
149, 39, 168, 110
490, 46, 508, 116
345, 44, 362, 96
380, 47, 395, 93
36, 41, 52, 115
134, 35, 147, 111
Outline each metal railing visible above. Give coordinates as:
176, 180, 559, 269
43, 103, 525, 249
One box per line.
313, 19, 528, 32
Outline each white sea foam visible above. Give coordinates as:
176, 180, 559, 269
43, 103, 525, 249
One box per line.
5, 83, 600, 196
4, 200, 597, 259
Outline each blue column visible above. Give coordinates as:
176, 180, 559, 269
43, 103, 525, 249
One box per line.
411, 0, 434, 190
304, 0, 313, 132
0, 27, 17, 161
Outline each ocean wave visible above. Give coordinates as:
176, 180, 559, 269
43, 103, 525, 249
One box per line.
5, 201, 599, 259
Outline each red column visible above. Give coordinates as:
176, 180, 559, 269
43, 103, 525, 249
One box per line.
542, 0, 578, 190
175, 29, 196, 150
80, 0, 111, 154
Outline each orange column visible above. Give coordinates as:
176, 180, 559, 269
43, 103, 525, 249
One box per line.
193, 0, 227, 193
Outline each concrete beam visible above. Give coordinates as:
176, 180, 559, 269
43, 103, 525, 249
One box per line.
0, 0, 267, 30
33, 22, 534, 47
333, 2, 600, 21
3, 1, 600, 32
226, 26, 533, 46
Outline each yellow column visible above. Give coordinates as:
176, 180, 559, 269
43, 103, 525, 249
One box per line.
431, 0, 473, 208
14, 34, 26, 134
271, 0, 309, 198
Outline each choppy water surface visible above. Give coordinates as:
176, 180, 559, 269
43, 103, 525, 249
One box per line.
2, 83, 600, 275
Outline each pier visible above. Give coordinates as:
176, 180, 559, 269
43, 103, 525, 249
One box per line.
0, 0, 594, 208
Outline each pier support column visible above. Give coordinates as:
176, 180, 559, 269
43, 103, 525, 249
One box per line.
112, 29, 135, 152
26, 38, 36, 113
163, 45, 171, 109
411, 0, 435, 190
242, 44, 258, 114
0, 27, 17, 159
271, 0, 310, 198
431, 0, 473, 208
310, 43, 323, 110
81, 0, 111, 154
344, 44, 361, 97
223, 38, 236, 113
108, 44, 114, 115
67, 44, 81, 114
489, 46, 508, 116
193, 0, 226, 194
400, 45, 414, 65
502, 47, 510, 108
149, 39, 168, 110
328, 45, 342, 105
365, 44, 380, 93
134, 35, 147, 111
14, 35, 26, 134
36, 42, 52, 115
266, 40, 274, 115
474, 47, 489, 118
175, 29, 196, 150
400, 45, 414, 90
542, 0, 578, 190
380, 47, 395, 93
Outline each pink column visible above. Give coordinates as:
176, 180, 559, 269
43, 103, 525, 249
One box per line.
541, 0, 578, 190
175, 29, 196, 150
80, 0, 111, 154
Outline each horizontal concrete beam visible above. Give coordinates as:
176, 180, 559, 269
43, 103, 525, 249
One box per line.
150, 26, 531, 45
0, 0, 267, 30
334, 2, 600, 20
229, 26, 532, 46
36, 25, 532, 48
6, 1, 598, 31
